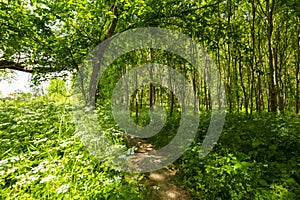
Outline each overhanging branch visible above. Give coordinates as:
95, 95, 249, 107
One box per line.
0, 60, 33, 73
0, 59, 61, 74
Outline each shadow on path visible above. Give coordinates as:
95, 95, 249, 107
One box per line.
127, 135, 190, 200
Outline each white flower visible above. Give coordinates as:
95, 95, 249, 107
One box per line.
153, 185, 160, 190
0, 170, 5, 176
31, 161, 49, 173
75, 154, 84, 160
19, 175, 40, 186
103, 179, 114, 185
0, 159, 8, 167
19, 178, 27, 186
40, 175, 57, 183
8, 156, 20, 162
56, 183, 70, 194
40, 160, 49, 165
34, 138, 48, 144
74, 131, 85, 137
114, 176, 122, 181
59, 140, 73, 148
7, 167, 18, 174
16, 174, 25, 179
77, 174, 84, 180
90, 138, 101, 142
31, 151, 40, 155
27, 175, 40, 182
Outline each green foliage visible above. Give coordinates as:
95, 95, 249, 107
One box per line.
0, 69, 15, 82
176, 113, 300, 199
0, 99, 299, 199
46, 78, 67, 96
0, 99, 146, 199
45, 78, 71, 103
1, 1, 300, 198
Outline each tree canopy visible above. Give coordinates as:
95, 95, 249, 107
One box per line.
1, 0, 300, 113
1, 1, 300, 199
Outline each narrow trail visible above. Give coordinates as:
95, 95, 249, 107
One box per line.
127, 136, 190, 200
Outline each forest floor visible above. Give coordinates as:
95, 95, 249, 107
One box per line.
127, 136, 190, 200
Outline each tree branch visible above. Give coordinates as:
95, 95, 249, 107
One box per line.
0, 59, 60, 74
0, 60, 33, 73
87, 2, 120, 107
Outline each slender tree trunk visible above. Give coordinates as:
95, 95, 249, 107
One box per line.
296, 17, 300, 114
149, 49, 155, 111
160, 87, 163, 106
215, 40, 221, 111
135, 68, 139, 121
277, 13, 289, 114
257, 25, 263, 112
140, 88, 143, 109
123, 65, 129, 110
226, 0, 232, 111
234, 52, 240, 112
168, 64, 174, 116
238, 49, 248, 113
181, 63, 186, 114
193, 68, 197, 114
204, 78, 209, 111
266, 0, 277, 113
250, 0, 256, 114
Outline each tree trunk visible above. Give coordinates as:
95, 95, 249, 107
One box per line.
89, 2, 119, 107
139, 88, 143, 109
226, 0, 233, 111
181, 64, 186, 114
123, 66, 129, 110
266, 0, 277, 113
250, 0, 256, 114
257, 25, 263, 112
238, 49, 248, 113
168, 64, 174, 116
296, 17, 300, 114
149, 49, 155, 111
193, 68, 198, 114
135, 67, 139, 121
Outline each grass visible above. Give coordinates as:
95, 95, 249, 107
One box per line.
0, 99, 146, 199
0, 98, 299, 199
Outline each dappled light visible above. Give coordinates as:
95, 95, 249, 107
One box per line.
1, 0, 300, 199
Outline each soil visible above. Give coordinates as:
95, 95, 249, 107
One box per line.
126, 135, 190, 200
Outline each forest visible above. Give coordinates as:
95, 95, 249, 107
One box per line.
0, 0, 300, 199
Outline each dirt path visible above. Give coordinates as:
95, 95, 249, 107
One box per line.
127, 135, 190, 200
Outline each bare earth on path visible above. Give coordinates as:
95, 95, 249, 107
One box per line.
126, 135, 190, 200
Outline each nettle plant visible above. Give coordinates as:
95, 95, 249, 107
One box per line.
176, 113, 300, 199
0, 100, 146, 199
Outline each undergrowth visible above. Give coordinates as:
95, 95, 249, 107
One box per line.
1, 99, 299, 199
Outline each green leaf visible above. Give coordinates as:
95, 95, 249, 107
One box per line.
258, 179, 269, 187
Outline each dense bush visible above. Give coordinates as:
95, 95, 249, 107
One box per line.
176, 113, 300, 199
0, 99, 146, 199
1, 99, 299, 199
